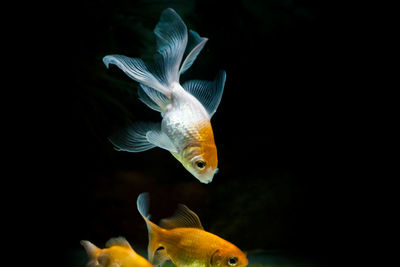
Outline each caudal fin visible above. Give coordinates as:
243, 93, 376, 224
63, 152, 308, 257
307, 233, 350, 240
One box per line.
104, 8, 209, 113
137, 193, 169, 266
103, 8, 188, 99
80, 240, 100, 266
137, 192, 151, 220
103, 55, 169, 96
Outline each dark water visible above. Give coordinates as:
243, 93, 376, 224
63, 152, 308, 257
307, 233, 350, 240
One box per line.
68, 248, 324, 267
22, 0, 350, 266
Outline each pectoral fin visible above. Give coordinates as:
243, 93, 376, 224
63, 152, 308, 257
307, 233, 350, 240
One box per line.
109, 122, 177, 153
109, 122, 158, 152
146, 130, 177, 153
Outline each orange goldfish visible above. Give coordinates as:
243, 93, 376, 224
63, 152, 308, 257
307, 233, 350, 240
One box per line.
136, 193, 248, 267
80, 237, 153, 267
104, 8, 226, 184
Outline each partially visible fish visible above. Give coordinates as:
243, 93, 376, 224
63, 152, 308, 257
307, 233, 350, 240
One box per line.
103, 8, 226, 184
136, 192, 248, 267
80, 237, 153, 267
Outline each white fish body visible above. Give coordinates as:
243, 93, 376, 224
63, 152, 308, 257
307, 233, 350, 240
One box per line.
162, 82, 209, 143
103, 8, 226, 183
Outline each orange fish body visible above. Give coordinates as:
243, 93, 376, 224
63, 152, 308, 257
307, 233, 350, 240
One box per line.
81, 237, 153, 267
158, 228, 246, 267
137, 193, 248, 267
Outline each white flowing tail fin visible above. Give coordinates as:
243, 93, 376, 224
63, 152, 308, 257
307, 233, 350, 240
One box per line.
103, 8, 189, 98
153, 8, 187, 86
103, 55, 170, 96
103, 8, 208, 109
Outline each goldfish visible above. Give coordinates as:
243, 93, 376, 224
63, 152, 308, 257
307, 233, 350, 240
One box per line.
80, 237, 153, 267
103, 8, 226, 184
136, 192, 248, 267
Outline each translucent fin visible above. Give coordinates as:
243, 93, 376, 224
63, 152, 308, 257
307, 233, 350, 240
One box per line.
110, 122, 176, 153
159, 204, 204, 230
103, 55, 169, 96
180, 30, 208, 74
138, 86, 162, 113
80, 240, 100, 259
154, 8, 188, 85
137, 193, 164, 265
137, 192, 150, 220
138, 84, 170, 113
146, 130, 177, 153
105, 237, 132, 249
110, 264, 120, 267
109, 122, 160, 152
182, 70, 226, 117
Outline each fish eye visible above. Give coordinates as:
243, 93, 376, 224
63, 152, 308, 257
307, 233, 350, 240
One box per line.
195, 160, 206, 170
228, 257, 238, 266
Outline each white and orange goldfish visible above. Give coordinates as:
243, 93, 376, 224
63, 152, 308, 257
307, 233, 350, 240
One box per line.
136, 192, 248, 267
103, 8, 226, 184
81, 237, 153, 267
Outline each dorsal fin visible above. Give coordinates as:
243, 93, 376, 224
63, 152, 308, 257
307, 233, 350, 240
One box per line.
105, 237, 132, 249
159, 204, 204, 229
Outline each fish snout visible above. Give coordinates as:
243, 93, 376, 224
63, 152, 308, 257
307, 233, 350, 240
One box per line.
196, 168, 217, 184
242, 256, 249, 267
200, 177, 213, 184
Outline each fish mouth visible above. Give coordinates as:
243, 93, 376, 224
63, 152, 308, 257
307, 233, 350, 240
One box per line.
197, 176, 213, 184
188, 167, 215, 184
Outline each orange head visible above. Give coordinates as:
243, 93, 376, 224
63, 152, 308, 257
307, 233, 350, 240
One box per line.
209, 243, 248, 267
179, 121, 218, 183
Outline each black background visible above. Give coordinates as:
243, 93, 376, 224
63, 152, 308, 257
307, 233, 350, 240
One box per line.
15, 0, 357, 266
